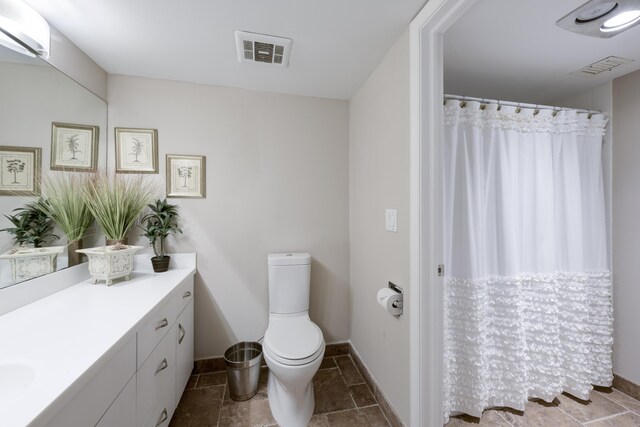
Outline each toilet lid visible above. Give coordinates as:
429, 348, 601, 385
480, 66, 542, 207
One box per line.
264, 315, 324, 364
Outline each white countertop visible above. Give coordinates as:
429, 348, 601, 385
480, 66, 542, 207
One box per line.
0, 254, 196, 427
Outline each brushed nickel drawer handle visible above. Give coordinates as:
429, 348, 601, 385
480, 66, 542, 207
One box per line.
178, 323, 186, 344
156, 408, 168, 426
155, 318, 169, 330
183, 291, 191, 298
155, 358, 168, 375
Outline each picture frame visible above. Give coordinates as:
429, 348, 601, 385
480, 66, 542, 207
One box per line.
0, 146, 41, 196
50, 122, 99, 172
166, 154, 206, 198
115, 127, 159, 173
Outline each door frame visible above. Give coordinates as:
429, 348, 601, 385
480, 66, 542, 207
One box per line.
409, 1, 478, 425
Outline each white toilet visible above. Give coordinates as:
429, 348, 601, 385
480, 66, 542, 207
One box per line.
263, 253, 325, 427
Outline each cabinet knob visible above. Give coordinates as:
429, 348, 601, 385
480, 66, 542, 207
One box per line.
183, 291, 191, 299
155, 408, 168, 426
155, 358, 168, 375
178, 323, 186, 344
155, 317, 169, 331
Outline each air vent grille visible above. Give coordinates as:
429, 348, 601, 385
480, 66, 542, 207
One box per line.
570, 55, 635, 77
235, 31, 292, 67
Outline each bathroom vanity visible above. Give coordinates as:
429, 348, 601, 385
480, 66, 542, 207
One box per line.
0, 254, 196, 427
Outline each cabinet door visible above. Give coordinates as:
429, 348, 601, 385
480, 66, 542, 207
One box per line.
176, 299, 194, 404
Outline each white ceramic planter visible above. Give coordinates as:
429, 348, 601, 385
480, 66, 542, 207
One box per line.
76, 245, 143, 285
0, 246, 65, 282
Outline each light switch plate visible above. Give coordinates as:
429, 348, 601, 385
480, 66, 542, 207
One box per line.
385, 209, 397, 232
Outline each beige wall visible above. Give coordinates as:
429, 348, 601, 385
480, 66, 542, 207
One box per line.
46, 26, 108, 101
612, 70, 640, 385
349, 31, 410, 423
107, 75, 350, 358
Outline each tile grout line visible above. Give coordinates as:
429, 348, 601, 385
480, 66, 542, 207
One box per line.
216, 381, 225, 427
555, 401, 588, 426
583, 410, 630, 425
596, 389, 640, 414
493, 409, 515, 426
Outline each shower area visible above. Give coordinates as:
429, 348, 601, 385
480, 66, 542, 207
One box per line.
436, 0, 640, 423
441, 95, 612, 419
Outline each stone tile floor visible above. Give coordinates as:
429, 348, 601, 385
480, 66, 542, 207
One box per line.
446, 387, 640, 426
169, 354, 390, 427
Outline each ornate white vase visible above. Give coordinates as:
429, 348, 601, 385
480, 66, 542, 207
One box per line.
0, 246, 65, 282
76, 245, 143, 285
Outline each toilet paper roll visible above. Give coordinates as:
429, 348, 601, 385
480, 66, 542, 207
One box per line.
377, 288, 403, 316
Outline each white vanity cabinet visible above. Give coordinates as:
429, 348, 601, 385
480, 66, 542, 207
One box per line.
7, 261, 199, 427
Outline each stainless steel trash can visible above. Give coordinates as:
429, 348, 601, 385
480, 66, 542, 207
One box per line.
224, 341, 263, 401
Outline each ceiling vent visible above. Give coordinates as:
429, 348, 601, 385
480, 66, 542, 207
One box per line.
570, 55, 635, 77
234, 31, 292, 67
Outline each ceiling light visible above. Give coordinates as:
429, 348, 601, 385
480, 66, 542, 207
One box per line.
0, 0, 49, 58
601, 9, 640, 30
575, 1, 618, 23
557, 0, 640, 38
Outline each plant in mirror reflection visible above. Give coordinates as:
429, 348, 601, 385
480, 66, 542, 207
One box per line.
1, 199, 58, 248
39, 173, 94, 243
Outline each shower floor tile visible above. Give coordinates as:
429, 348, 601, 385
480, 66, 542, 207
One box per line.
445, 388, 640, 427
170, 355, 391, 427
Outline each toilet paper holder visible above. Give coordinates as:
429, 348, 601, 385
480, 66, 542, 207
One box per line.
388, 281, 403, 314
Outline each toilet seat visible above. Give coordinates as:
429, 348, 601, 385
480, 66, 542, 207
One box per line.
264, 315, 324, 366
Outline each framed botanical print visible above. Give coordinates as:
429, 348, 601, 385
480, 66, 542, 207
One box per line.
0, 146, 41, 196
115, 127, 159, 173
166, 154, 206, 198
50, 122, 99, 172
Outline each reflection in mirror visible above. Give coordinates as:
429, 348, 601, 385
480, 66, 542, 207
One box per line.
0, 44, 107, 289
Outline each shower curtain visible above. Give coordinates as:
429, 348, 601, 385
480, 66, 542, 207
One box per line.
442, 100, 613, 419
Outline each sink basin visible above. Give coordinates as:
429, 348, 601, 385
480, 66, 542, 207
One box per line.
0, 362, 37, 400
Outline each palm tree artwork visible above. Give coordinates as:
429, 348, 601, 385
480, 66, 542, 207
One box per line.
130, 138, 144, 162
6, 159, 25, 184
66, 134, 81, 160
177, 165, 192, 188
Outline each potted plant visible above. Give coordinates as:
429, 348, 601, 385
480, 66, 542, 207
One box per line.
0, 199, 64, 282
140, 199, 182, 272
39, 173, 95, 266
83, 173, 157, 245
1, 199, 58, 248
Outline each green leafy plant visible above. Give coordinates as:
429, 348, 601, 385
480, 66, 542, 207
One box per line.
1, 199, 58, 247
39, 173, 94, 242
140, 199, 182, 259
83, 173, 157, 241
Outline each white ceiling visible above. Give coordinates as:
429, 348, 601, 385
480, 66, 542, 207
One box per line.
444, 0, 640, 105
24, 0, 427, 100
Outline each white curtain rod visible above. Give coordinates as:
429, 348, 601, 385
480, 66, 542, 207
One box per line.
444, 94, 602, 115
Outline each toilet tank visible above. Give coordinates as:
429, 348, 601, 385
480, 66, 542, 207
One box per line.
268, 253, 311, 314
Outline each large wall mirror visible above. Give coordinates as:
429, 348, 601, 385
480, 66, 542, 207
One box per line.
0, 44, 107, 290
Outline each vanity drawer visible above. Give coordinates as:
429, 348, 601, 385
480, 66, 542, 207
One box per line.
137, 297, 178, 367
176, 277, 194, 314
137, 323, 177, 426
142, 367, 176, 427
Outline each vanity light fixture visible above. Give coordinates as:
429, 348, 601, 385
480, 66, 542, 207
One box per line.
557, 0, 640, 38
0, 0, 49, 58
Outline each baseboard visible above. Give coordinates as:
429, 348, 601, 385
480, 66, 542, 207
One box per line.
348, 343, 404, 427
613, 374, 640, 401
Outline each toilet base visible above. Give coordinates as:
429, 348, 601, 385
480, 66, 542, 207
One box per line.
266, 370, 315, 427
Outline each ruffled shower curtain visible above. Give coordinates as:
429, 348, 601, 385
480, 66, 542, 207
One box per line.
442, 100, 613, 419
